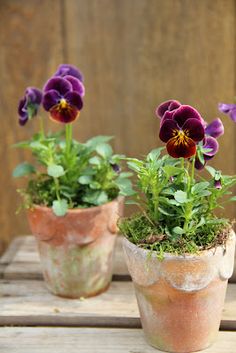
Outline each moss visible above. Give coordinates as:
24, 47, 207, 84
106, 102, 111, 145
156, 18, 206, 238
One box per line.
118, 212, 232, 256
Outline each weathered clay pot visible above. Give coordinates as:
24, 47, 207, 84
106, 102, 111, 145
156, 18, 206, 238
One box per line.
123, 231, 235, 353
27, 197, 123, 298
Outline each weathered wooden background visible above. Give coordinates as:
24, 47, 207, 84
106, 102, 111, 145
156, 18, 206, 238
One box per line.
0, 0, 235, 253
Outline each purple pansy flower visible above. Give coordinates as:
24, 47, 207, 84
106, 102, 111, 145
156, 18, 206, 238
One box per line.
159, 105, 205, 158
195, 118, 223, 170
218, 103, 236, 122
18, 87, 42, 126
54, 64, 84, 83
155, 99, 181, 119
42, 76, 83, 124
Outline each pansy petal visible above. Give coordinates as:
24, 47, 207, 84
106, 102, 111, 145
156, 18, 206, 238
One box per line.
195, 158, 205, 170
156, 99, 181, 118
49, 104, 79, 124
54, 64, 84, 82
229, 107, 236, 122
205, 118, 224, 138
173, 105, 202, 127
19, 116, 28, 126
159, 119, 179, 143
43, 77, 72, 95
25, 87, 42, 105
166, 136, 196, 158
64, 91, 83, 110
182, 118, 205, 142
64, 75, 85, 97
42, 90, 61, 111
203, 136, 219, 157
218, 103, 235, 114
18, 97, 27, 118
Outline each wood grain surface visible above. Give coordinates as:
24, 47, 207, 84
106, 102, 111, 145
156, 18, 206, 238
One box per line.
0, 0, 235, 252
0, 327, 236, 353
0, 279, 236, 329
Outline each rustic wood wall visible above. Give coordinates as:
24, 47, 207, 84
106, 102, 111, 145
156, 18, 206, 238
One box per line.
0, 0, 235, 253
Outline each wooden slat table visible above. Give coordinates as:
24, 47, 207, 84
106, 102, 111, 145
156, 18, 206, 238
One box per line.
0, 236, 236, 353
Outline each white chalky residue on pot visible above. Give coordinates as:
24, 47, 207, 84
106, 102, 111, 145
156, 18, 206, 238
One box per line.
122, 231, 236, 292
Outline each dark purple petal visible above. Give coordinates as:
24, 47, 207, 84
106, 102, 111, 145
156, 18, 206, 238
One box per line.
203, 136, 219, 157
156, 99, 181, 118
42, 90, 61, 111
182, 118, 205, 142
229, 107, 236, 122
25, 87, 42, 105
19, 116, 28, 126
159, 119, 179, 143
160, 110, 176, 126
54, 64, 84, 82
18, 97, 27, 118
111, 163, 121, 173
166, 136, 196, 159
195, 158, 205, 170
214, 179, 222, 189
64, 91, 83, 110
218, 103, 235, 114
64, 75, 85, 97
205, 118, 224, 138
173, 105, 203, 127
43, 77, 72, 95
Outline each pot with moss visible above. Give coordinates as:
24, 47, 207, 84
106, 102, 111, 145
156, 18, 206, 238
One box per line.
13, 64, 133, 298
119, 100, 236, 352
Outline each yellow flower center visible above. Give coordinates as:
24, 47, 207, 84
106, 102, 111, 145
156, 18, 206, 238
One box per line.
172, 129, 190, 146
59, 98, 68, 109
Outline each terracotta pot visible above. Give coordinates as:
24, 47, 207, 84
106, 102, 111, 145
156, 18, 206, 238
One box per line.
27, 197, 123, 298
123, 231, 235, 353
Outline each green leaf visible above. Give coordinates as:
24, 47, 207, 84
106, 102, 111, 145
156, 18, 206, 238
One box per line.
158, 207, 174, 216
174, 190, 188, 204
125, 199, 139, 205
89, 181, 101, 190
89, 156, 101, 165
86, 136, 113, 149
198, 190, 211, 197
162, 165, 183, 177
147, 148, 163, 161
52, 199, 68, 217
78, 175, 93, 185
191, 182, 209, 194
12, 163, 36, 178
30, 141, 48, 150
115, 178, 135, 196
172, 226, 185, 235
205, 165, 217, 177
96, 143, 113, 158
117, 172, 133, 178
127, 158, 143, 172
82, 190, 108, 205
47, 164, 65, 178
229, 196, 236, 201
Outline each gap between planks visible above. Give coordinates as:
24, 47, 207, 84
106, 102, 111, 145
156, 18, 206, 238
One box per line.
0, 327, 236, 353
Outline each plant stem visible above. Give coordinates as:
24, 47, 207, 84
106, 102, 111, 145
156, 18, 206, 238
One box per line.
65, 123, 73, 157
183, 156, 196, 234
39, 116, 45, 139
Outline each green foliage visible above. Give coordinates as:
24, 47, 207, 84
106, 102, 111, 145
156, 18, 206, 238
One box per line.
119, 148, 236, 254
13, 132, 134, 215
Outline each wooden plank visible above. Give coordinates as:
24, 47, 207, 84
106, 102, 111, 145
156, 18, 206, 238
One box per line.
1, 236, 129, 280
0, 279, 235, 329
0, 327, 236, 353
2, 236, 236, 283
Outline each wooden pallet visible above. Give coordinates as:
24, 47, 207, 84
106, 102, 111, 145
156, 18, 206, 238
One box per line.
0, 236, 236, 353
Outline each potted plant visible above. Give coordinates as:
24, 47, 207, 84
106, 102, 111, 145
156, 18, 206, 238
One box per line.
119, 100, 236, 352
13, 64, 134, 299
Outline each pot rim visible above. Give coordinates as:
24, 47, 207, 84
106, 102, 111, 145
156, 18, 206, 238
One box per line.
122, 229, 235, 260
29, 195, 124, 215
